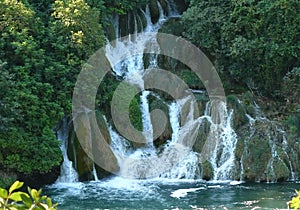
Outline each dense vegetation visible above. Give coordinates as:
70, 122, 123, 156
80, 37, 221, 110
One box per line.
0, 0, 299, 186
182, 0, 300, 99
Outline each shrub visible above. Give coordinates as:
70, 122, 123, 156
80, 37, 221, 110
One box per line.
0, 181, 57, 210
288, 190, 300, 210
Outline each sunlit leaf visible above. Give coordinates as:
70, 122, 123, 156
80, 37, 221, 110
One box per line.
46, 197, 52, 207
10, 192, 27, 201
9, 181, 24, 193
0, 188, 8, 199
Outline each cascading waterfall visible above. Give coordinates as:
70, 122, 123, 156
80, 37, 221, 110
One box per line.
104, 1, 204, 179
140, 91, 154, 147
56, 118, 78, 183
54, 0, 297, 185
104, 0, 240, 180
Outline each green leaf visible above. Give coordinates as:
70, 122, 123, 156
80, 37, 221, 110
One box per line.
9, 181, 24, 193
10, 192, 28, 201
30, 189, 38, 201
0, 188, 8, 199
37, 189, 42, 196
46, 197, 52, 207
20, 193, 32, 207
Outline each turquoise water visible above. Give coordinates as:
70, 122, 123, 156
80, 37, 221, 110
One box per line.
46, 177, 299, 209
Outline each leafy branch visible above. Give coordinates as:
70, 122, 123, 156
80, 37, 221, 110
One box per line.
0, 181, 57, 210
288, 190, 300, 210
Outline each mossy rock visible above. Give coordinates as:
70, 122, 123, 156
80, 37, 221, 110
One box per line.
68, 113, 116, 181
234, 138, 245, 162
226, 94, 248, 129
104, 22, 116, 41
149, 0, 160, 24
149, 95, 172, 147
158, 17, 183, 36
201, 160, 213, 180
242, 91, 258, 118
173, 0, 189, 14
193, 118, 211, 154
242, 136, 271, 181
273, 158, 290, 181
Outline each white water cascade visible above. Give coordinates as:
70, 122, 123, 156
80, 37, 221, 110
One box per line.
56, 118, 78, 183
204, 101, 238, 180
103, 0, 239, 180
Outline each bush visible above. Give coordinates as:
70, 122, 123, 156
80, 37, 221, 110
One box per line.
0, 181, 57, 210
288, 190, 300, 210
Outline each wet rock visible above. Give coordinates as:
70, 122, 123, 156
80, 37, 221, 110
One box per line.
226, 94, 248, 129
68, 113, 117, 181
149, 0, 160, 24
237, 119, 295, 182
201, 160, 213, 180
149, 95, 172, 147
173, 0, 189, 14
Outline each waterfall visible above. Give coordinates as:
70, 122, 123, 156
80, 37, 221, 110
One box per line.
59, 0, 297, 183
92, 164, 99, 181
56, 118, 78, 183
203, 101, 238, 180
105, 1, 204, 179
140, 91, 154, 147
103, 0, 241, 181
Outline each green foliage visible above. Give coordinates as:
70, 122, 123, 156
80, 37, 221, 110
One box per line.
129, 96, 143, 132
282, 67, 300, 105
0, 0, 63, 175
102, 0, 149, 15
0, 181, 58, 210
52, 0, 106, 56
182, 0, 300, 97
288, 190, 300, 210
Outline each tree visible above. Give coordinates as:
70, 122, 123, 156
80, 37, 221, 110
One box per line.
182, 0, 300, 97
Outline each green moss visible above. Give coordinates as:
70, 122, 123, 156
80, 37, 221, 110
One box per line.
243, 137, 271, 181
129, 95, 143, 131
201, 160, 213, 180
235, 139, 244, 161
273, 158, 290, 181
226, 94, 248, 129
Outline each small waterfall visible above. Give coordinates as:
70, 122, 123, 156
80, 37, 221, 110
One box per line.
92, 164, 99, 181
56, 118, 78, 183
140, 91, 154, 147
167, 0, 180, 17
238, 102, 296, 182
169, 102, 180, 142
204, 101, 238, 180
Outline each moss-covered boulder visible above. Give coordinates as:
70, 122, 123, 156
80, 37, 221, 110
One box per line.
149, 0, 160, 24
201, 160, 213, 180
237, 118, 295, 182
149, 96, 172, 147
68, 112, 117, 181
226, 94, 248, 129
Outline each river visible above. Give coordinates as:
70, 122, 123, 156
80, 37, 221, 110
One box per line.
46, 177, 299, 209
